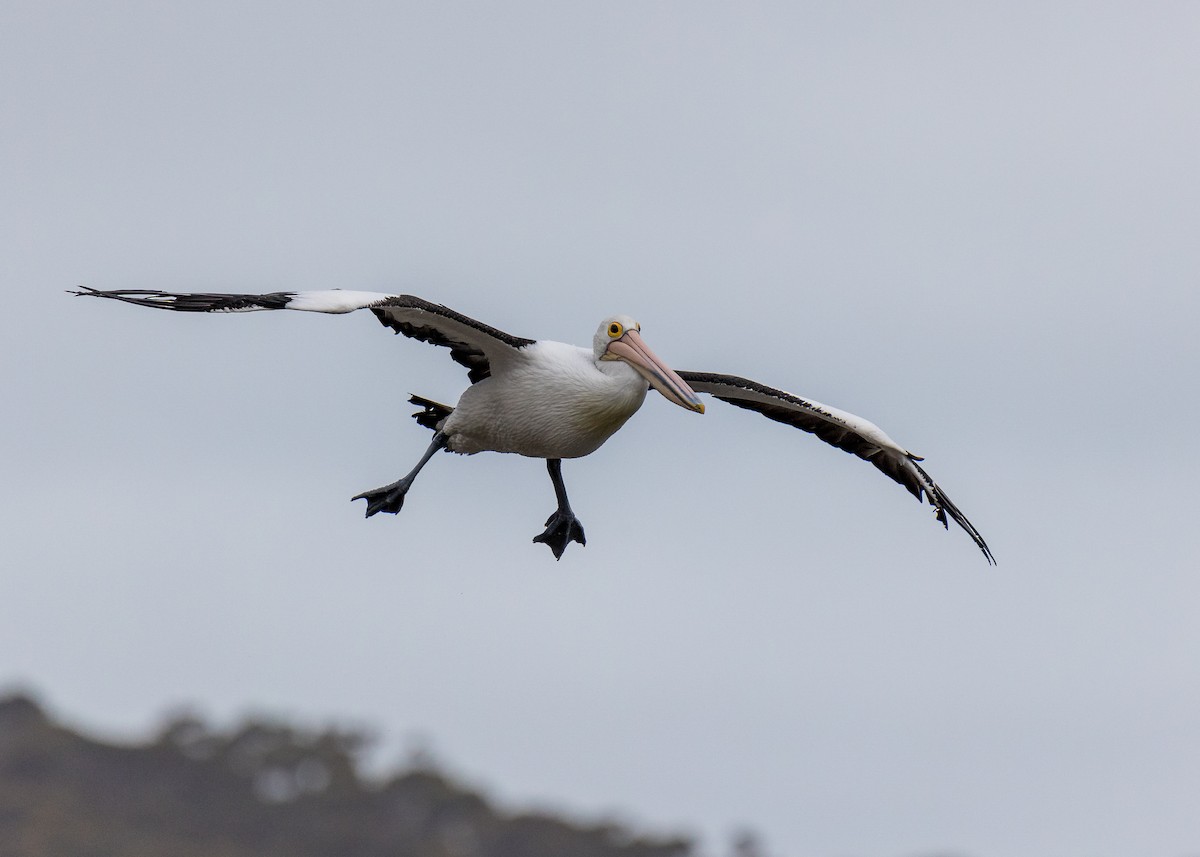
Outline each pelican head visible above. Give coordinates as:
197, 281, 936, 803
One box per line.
595, 315, 705, 414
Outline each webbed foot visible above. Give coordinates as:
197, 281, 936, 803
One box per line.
532, 510, 586, 560
353, 430, 448, 519
352, 478, 414, 517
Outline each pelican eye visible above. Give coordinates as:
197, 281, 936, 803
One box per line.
607, 322, 623, 338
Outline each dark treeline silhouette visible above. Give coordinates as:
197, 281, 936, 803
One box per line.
0, 692, 699, 857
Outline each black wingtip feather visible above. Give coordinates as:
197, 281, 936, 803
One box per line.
909, 460, 995, 565
70, 287, 294, 312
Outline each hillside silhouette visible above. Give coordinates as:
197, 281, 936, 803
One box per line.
0, 692, 700, 857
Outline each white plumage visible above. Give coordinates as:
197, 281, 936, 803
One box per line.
445, 338, 648, 458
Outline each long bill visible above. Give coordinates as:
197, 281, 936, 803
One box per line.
605, 329, 705, 413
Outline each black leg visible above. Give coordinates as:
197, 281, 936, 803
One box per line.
353, 431, 448, 517
532, 458, 586, 560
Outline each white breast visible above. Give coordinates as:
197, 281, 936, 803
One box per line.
443, 341, 649, 458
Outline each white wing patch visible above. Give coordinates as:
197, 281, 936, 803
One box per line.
283, 291, 397, 313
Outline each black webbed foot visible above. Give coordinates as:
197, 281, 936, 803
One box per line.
352, 478, 414, 517
353, 430, 448, 519
532, 510, 586, 560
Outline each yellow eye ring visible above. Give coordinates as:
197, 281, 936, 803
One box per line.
607, 322, 623, 338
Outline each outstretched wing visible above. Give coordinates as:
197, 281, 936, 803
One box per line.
71, 287, 535, 383
676, 370, 994, 564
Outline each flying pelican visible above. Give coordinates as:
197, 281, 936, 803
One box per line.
72, 287, 994, 563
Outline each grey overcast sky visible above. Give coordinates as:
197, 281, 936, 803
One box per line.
2, 2, 1198, 855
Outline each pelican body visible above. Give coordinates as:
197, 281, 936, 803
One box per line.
72, 287, 993, 563
445, 326, 695, 459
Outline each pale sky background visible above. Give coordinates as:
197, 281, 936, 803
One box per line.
2, 3, 1199, 856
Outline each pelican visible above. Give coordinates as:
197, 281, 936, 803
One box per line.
72, 287, 994, 563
